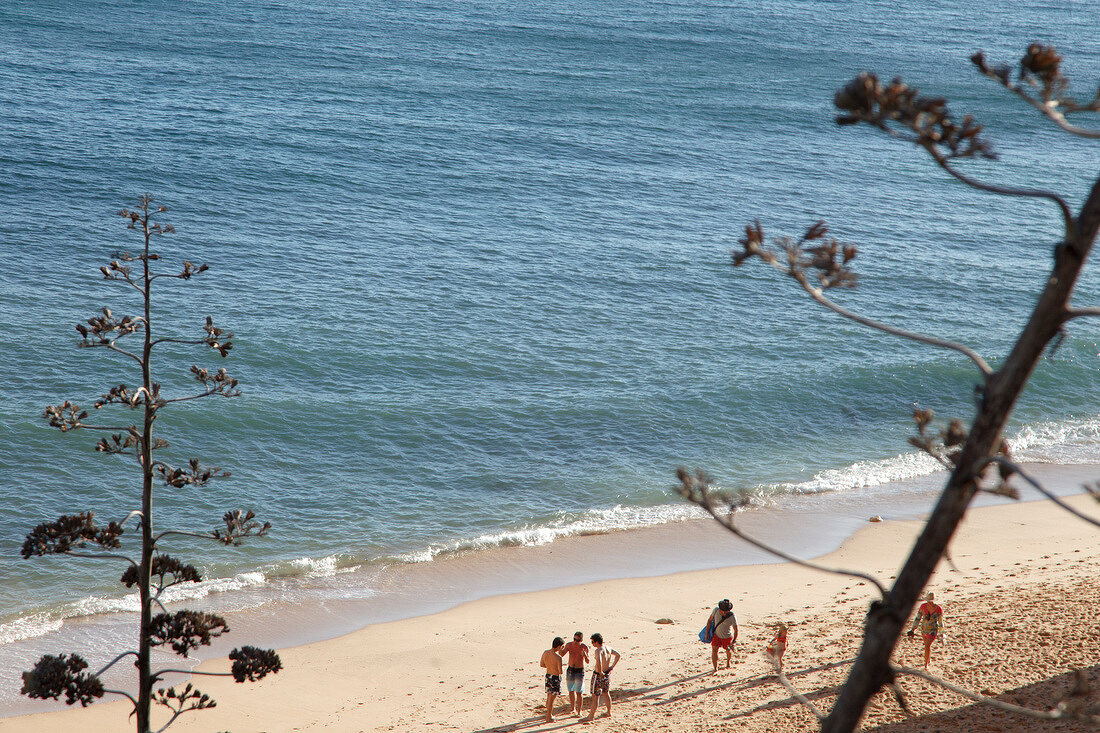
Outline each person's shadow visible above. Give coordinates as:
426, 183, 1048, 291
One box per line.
468, 659, 857, 732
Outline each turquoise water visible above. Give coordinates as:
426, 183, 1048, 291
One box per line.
1, 0, 1099, 656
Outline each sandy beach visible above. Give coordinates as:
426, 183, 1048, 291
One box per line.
2, 492, 1098, 732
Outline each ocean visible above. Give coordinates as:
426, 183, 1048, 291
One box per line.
1, 0, 1099, 715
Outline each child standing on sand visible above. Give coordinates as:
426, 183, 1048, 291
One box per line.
539, 637, 565, 722
765, 621, 788, 672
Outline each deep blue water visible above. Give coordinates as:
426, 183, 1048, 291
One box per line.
1, 0, 1099, 646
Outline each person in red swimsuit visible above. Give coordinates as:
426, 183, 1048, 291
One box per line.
906, 591, 944, 668
765, 621, 788, 672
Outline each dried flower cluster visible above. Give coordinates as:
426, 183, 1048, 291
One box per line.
149, 610, 230, 656
75, 306, 143, 344
214, 509, 273, 546
20, 654, 105, 707
229, 646, 283, 683
120, 553, 201, 590
734, 220, 858, 290
908, 408, 1015, 496
190, 365, 241, 396
43, 400, 87, 431
973, 44, 1100, 113
203, 315, 233, 357
21, 513, 124, 558
834, 72, 992, 159
155, 457, 230, 489
153, 683, 217, 714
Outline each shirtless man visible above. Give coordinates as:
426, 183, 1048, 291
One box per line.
539, 637, 565, 722
559, 631, 589, 715
582, 633, 620, 722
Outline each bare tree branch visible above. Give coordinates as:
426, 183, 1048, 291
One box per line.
893, 664, 1100, 724
972, 48, 1100, 140
102, 688, 138, 706
768, 655, 826, 720
79, 342, 144, 366
153, 529, 226, 544
983, 457, 1100, 530
923, 145, 1074, 237
791, 267, 994, 378
95, 651, 139, 677
154, 669, 233, 678
65, 551, 137, 565
734, 222, 993, 377
677, 469, 888, 598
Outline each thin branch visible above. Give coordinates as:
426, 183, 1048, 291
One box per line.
893, 664, 1100, 724
72, 424, 139, 433
65, 551, 137, 565
150, 338, 209, 347
973, 62, 1100, 139
678, 471, 888, 597
117, 510, 144, 529
790, 269, 993, 377
102, 688, 138, 706
153, 529, 221, 545
1014, 93, 1100, 139
769, 656, 826, 720
924, 146, 1074, 236
160, 389, 222, 405
154, 669, 233, 678
96, 651, 139, 677
155, 710, 185, 733
984, 457, 1100, 530
888, 682, 913, 715
103, 343, 144, 366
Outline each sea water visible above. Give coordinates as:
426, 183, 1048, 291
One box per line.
1, 0, 1099, 714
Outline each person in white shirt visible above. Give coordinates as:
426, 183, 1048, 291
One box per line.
708, 598, 738, 673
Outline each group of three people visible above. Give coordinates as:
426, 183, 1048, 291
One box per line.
539, 631, 621, 723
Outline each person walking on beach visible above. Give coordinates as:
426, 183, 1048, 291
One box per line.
708, 599, 738, 673
540, 637, 565, 722
582, 633, 620, 723
906, 591, 945, 669
559, 630, 589, 716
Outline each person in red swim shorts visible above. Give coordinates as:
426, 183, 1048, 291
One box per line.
707, 599, 738, 673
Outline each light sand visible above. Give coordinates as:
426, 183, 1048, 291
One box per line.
2, 494, 1098, 732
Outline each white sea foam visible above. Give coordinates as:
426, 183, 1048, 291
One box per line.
0, 613, 64, 645
774, 451, 944, 496
1007, 418, 1100, 463
390, 503, 706, 563
159, 571, 267, 604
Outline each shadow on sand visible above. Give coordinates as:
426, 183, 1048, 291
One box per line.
865, 664, 1100, 732
468, 658, 856, 732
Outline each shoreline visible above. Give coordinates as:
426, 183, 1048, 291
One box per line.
1, 472, 1098, 730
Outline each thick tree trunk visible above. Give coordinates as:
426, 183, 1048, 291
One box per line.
822, 178, 1100, 732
